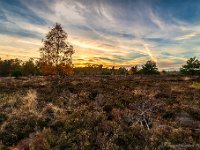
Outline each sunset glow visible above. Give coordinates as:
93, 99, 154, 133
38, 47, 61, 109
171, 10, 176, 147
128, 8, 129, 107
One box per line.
0, 0, 200, 69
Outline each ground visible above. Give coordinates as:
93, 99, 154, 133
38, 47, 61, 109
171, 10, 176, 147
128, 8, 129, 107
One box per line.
0, 75, 200, 149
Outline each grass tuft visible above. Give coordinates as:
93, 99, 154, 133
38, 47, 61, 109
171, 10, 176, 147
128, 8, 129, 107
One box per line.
192, 82, 200, 89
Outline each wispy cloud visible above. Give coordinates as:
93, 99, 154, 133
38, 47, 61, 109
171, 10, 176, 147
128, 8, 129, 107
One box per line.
0, 0, 200, 69
175, 32, 198, 41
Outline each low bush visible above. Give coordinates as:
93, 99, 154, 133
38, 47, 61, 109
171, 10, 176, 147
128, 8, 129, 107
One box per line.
11, 69, 22, 78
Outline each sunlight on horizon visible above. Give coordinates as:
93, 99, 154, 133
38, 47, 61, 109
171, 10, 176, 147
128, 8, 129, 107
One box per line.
0, 0, 200, 70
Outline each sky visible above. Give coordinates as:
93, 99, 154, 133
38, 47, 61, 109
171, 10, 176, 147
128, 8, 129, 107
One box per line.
0, 0, 200, 70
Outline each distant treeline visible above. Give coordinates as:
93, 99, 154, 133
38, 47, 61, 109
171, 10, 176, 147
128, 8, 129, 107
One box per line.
0, 57, 199, 77
1, 24, 198, 77
1, 23, 197, 78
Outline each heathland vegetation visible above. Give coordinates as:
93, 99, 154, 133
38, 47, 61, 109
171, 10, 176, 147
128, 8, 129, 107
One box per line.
0, 24, 200, 149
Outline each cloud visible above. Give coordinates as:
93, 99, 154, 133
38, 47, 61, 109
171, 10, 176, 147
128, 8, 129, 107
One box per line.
0, 0, 200, 69
175, 32, 198, 41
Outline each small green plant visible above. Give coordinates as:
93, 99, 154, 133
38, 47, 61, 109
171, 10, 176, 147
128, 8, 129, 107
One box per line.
192, 82, 200, 89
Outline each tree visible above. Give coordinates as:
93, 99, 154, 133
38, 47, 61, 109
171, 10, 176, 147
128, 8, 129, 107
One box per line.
118, 67, 128, 75
111, 66, 115, 75
39, 23, 74, 76
180, 57, 200, 75
0, 59, 22, 77
22, 58, 39, 76
140, 60, 159, 75
129, 65, 138, 75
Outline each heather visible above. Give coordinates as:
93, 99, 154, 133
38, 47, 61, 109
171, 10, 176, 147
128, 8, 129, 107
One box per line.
0, 75, 200, 149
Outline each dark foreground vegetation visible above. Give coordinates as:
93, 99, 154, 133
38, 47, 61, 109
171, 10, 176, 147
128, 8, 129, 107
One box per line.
0, 75, 200, 149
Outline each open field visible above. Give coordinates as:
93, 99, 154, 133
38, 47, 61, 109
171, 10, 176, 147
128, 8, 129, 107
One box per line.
0, 76, 200, 149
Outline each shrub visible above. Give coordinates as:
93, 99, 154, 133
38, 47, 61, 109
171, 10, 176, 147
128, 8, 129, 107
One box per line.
140, 60, 159, 75
180, 57, 200, 75
11, 69, 22, 78
0, 113, 44, 146
115, 125, 148, 149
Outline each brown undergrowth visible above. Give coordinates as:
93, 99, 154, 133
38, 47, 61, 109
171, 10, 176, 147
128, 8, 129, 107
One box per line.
0, 76, 200, 149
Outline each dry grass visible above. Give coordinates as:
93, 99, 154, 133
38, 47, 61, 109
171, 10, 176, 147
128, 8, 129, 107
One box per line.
23, 89, 38, 112
0, 75, 200, 149
192, 81, 200, 89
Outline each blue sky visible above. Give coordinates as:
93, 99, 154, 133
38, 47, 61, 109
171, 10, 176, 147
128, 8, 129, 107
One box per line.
0, 0, 200, 69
